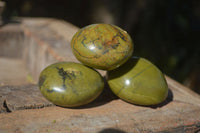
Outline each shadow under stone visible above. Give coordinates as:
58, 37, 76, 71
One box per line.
98, 128, 127, 133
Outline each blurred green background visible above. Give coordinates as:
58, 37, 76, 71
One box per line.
1, 0, 200, 93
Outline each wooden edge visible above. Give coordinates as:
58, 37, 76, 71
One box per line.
165, 75, 200, 99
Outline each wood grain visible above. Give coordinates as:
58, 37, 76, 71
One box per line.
0, 18, 200, 133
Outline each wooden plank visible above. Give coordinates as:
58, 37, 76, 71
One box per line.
0, 58, 30, 86
0, 18, 200, 133
0, 87, 200, 133
0, 23, 24, 58
0, 97, 6, 113
0, 85, 53, 112
0, 82, 116, 112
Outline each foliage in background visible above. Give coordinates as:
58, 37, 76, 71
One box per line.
2, 0, 200, 93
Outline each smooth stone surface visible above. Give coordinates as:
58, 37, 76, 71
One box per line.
107, 57, 168, 105
38, 62, 104, 107
71, 24, 133, 70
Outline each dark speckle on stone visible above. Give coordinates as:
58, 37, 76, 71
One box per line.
38, 75, 46, 89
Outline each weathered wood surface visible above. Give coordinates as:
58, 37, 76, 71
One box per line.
0, 23, 24, 58
0, 85, 53, 113
0, 18, 200, 133
0, 58, 30, 86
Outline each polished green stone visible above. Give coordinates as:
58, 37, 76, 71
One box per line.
71, 24, 133, 70
38, 62, 104, 107
107, 57, 168, 105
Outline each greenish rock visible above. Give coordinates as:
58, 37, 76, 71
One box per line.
38, 62, 104, 107
71, 23, 133, 70
107, 57, 168, 105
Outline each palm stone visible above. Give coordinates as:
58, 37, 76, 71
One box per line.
107, 57, 168, 105
71, 24, 134, 70
38, 62, 104, 107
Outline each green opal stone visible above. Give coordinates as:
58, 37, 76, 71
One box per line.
107, 57, 168, 105
71, 24, 133, 70
38, 62, 104, 107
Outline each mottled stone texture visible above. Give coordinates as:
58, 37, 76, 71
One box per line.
39, 62, 104, 107
71, 24, 133, 70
